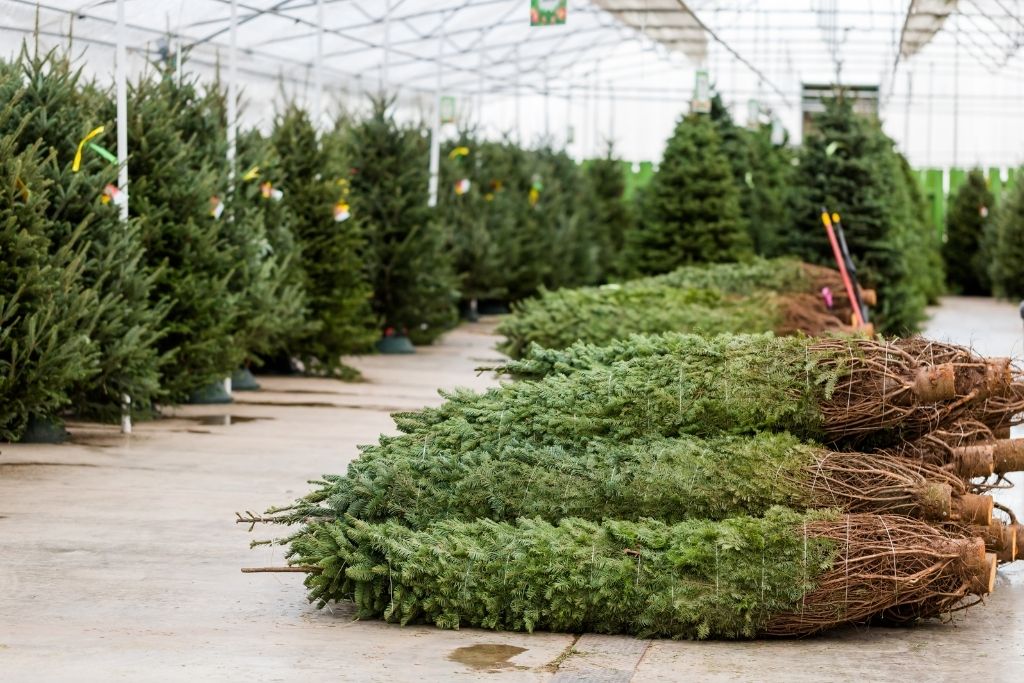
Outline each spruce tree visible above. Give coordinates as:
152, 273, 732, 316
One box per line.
270, 105, 376, 368
439, 131, 508, 309
944, 168, 993, 295
893, 152, 944, 303
128, 69, 244, 401
989, 172, 1024, 299
786, 96, 925, 334
344, 98, 458, 345
530, 145, 597, 290
0, 46, 165, 419
631, 112, 751, 274
743, 123, 794, 257
581, 143, 634, 281
190, 81, 313, 369
0, 115, 98, 440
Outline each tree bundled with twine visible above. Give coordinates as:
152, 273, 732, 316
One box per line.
279, 508, 993, 639
497, 259, 868, 358
257, 431, 994, 531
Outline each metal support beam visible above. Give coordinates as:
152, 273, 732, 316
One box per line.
314, 0, 324, 125
428, 33, 443, 208
115, 0, 131, 435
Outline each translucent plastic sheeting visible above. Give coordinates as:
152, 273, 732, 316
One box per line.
593, 0, 707, 63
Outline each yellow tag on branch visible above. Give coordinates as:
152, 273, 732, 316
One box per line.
73, 126, 105, 172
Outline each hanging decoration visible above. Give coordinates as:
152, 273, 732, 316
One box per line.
529, 174, 543, 207
100, 183, 126, 207
448, 146, 470, 160
260, 181, 284, 201
87, 143, 117, 165
209, 195, 224, 219
333, 201, 351, 222
72, 125, 106, 172
531, 0, 567, 26
691, 69, 711, 114
242, 166, 261, 181
440, 96, 456, 125
453, 178, 471, 195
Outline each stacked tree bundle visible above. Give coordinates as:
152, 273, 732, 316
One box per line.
246, 333, 1022, 638
496, 258, 872, 358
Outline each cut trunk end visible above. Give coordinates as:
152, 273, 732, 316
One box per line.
955, 494, 994, 525
994, 523, 1018, 563
1015, 524, 1024, 563
960, 538, 996, 595
916, 483, 953, 520
992, 439, 1024, 474
994, 425, 1012, 439
984, 358, 1014, 398
951, 444, 995, 478
859, 288, 878, 307
913, 363, 957, 403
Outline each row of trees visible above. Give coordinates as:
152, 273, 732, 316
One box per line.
942, 168, 1024, 301
631, 94, 944, 335
0, 46, 632, 440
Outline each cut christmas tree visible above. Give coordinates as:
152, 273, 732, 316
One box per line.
282, 509, 993, 638
944, 168, 994, 295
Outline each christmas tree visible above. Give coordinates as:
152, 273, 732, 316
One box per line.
893, 152, 944, 303
0, 46, 165, 419
989, 172, 1024, 299
786, 96, 926, 334
270, 105, 376, 369
439, 131, 509, 311
0, 111, 98, 440
128, 69, 244, 401
631, 112, 751, 274
581, 143, 634, 281
529, 145, 597, 290
343, 98, 458, 345
482, 137, 537, 303
944, 168, 993, 295
191, 79, 313, 370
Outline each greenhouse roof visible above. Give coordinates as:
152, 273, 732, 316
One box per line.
1, 1, 1022, 167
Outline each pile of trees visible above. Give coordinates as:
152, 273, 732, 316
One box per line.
246, 332, 1021, 637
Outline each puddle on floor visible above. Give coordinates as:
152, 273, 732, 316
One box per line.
448, 644, 528, 672
67, 431, 134, 448
190, 415, 270, 426
235, 400, 338, 409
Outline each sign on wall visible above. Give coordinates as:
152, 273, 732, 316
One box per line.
531, 0, 567, 26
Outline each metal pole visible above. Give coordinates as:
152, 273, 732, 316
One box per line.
115, 0, 131, 435
381, 0, 391, 92
314, 0, 323, 126
903, 69, 912, 157
227, 0, 238, 186
544, 71, 550, 140
514, 45, 521, 144
926, 62, 933, 168
428, 34, 442, 208
953, 17, 960, 169
224, 0, 238, 399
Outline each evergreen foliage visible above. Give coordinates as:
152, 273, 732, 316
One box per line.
0, 47, 165, 418
580, 143, 635, 280
893, 152, 944, 303
194, 85, 313, 368
270, 105, 376, 366
785, 96, 930, 334
0, 115, 98, 439
498, 285, 782, 358
127, 69, 244, 400
343, 99, 458, 344
631, 112, 751, 273
944, 168, 993, 295
496, 258, 844, 357
288, 508, 838, 639
278, 432, 829, 528
989, 171, 1024, 299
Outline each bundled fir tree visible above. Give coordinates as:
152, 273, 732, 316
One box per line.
0, 47, 165, 419
945, 168, 994, 295
630, 112, 751, 273
786, 95, 929, 334
344, 98, 458, 345
283, 509, 991, 638
989, 171, 1024, 299
270, 105, 376, 370
0, 114, 98, 440
127, 69, 244, 401
581, 143, 635, 281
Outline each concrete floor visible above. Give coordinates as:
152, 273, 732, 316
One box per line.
1, 301, 1023, 682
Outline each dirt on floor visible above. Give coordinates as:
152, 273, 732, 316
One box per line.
1, 304, 1023, 682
